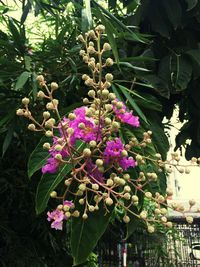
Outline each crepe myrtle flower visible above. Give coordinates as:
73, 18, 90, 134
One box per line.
47, 201, 73, 230
113, 99, 140, 127
103, 138, 136, 170
86, 159, 104, 182
47, 209, 65, 230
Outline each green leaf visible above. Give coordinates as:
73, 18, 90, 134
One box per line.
36, 164, 71, 214
28, 136, 51, 178
2, 122, 14, 156
15, 71, 30, 90
162, 0, 182, 29
170, 55, 192, 91
71, 205, 113, 266
35, 141, 85, 214
85, 0, 92, 28
186, 49, 200, 65
116, 84, 149, 124
118, 61, 150, 72
185, 0, 198, 10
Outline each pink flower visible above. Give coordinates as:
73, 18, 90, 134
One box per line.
86, 159, 104, 182
113, 100, 140, 127
42, 157, 59, 174
103, 138, 136, 170
69, 107, 100, 142
47, 209, 65, 230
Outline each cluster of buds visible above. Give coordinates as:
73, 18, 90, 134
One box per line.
17, 25, 200, 232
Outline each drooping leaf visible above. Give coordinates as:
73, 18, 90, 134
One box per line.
2, 122, 14, 156
162, 0, 182, 29
15, 71, 30, 90
28, 136, 51, 179
185, 0, 198, 10
116, 83, 149, 124
71, 204, 113, 266
118, 61, 150, 72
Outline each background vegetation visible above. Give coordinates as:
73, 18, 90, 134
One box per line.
1, 0, 200, 266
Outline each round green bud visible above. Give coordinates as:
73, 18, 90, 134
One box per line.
72, 210, 80, 217
79, 198, 85, 205
83, 148, 92, 157
79, 50, 86, 56
140, 211, 147, 219
105, 117, 112, 125
105, 197, 113, 206
22, 97, 30, 105
106, 58, 114, 67
123, 192, 131, 200
105, 104, 113, 112
145, 192, 152, 199
147, 225, 155, 233
55, 153, 62, 161
106, 179, 114, 187
51, 82, 58, 90
88, 90, 96, 98
45, 130, 53, 137
54, 144, 62, 151
124, 186, 131, 193
16, 109, 24, 116
96, 159, 103, 167
108, 93, 116, 100
68, 113, 76, 120
102, 89, 109, 97
92, 183, 99, 191
50, 191, 57, 198
28, 124, 36, 131
78, 122, 85, 129
121, 150, 128, 157
105, 73, 113, 82
37, 90, 45, 98
79, 183, 86, 191
82, 213, 88, 220
36, 75, 44, 82
132, 195, 138, 202
43, 111, 50, 119
43, 142, 51, 150
123, 174, 130, 180
83, 98, 90, 104
89, 140, 97, 148
123, 215, 130, 223
103, 43, 111, 51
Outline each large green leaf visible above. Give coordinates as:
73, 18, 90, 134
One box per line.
15, 71, 30, 90
185, 0, 198, 10
162, 0, 182, 29
71, 205, 113, 266
36, 163, 72, 214
28, 136, 50, 179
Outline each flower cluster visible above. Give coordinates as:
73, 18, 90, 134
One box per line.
17, 25, 200, 232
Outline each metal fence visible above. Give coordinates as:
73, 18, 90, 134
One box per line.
97, 218, 200, 267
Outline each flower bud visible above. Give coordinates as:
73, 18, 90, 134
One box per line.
16, 109, 24, 116
85, 78, 94, 86
79, 183, 86, 191
43, 111, 51, 119
145, 192, 152, 199
45, 130, 53, 137
105, 117, 112, 125
121, 150, 128, 157
88, 90, 96, 98
51, 82, 58, 90
124, 186, 131, 193
105, 73, 113, 82
46, 102, 54, 110
22, 97, 30, 105
52, 99, 59, 106
88, 205, 95, 212
79, 50, 86, 56
166, 222, 173, 228
54, 144, 62, 151
92, 183, 99, 191
147, 225, 155, 233
104, 81, 111, 89
79, 198, 85, 205
123, 192, 131, 200
105, 197, 113, 206
106, 58, 114, 67
43, 142, 51, 150
78, 122, 85, 129
95, 24, 105, 33
87, 46, 95, 54
55, 153, 62, 161
102, 89, 109, 97
83, 148, 92, 157
123, 174, 130, 180
82, 213, 88, 220
28, 124, 36, 131
89, 140, 97, 148
132, 195, 138, 202
106, 179, 114, 187
36, 75, 45, 82
37, 90, 45, 98
111, 121, 120, 130
123, 215, 130, 223
103, 43, 111, 51
88, 30, 96, 39
67, 128, 74, 135
88, 61, 95, 69
161, 216, 167, 223
50, 191, 57, 198
77, 34, 85, 42
108, 93, 116, 100
96, 159, 103, 167
140, 211, 148, 219
186, 216, 193, 224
